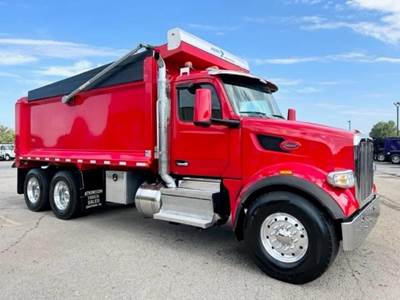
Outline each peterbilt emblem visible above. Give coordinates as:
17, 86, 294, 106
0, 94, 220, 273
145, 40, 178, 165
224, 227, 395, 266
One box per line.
280, 140, 301, 151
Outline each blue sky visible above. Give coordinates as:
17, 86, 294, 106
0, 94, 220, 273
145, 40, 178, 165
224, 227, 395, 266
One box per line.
1, 0, 399, 134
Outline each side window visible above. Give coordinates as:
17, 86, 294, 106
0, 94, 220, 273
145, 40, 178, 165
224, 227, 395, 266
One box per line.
177, 83, 222, 122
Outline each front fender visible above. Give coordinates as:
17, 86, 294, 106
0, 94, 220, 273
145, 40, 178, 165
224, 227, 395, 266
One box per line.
233, 163, 359, 239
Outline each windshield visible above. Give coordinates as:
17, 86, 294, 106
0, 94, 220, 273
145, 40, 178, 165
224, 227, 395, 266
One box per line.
221, 75, 283, 118
1, 145, 13, 150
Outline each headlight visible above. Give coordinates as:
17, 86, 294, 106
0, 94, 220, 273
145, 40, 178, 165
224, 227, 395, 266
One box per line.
327, 170, 355, 188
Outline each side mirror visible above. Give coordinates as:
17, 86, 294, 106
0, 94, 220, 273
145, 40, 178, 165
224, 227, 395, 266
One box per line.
287, 108, 297, 121
193, 88, 212, 126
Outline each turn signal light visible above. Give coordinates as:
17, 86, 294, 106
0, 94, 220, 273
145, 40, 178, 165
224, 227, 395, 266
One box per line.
327, 170, 355, 188
279, 170, 293, 175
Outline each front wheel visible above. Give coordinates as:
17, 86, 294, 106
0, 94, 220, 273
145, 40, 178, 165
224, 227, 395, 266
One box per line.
391, 154, 400, 164
377, 153, 385, 162
244, 191, 338, 284
5, 154, 11, 161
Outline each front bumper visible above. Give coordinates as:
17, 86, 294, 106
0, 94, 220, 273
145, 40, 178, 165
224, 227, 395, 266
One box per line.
341, 194, 380, 251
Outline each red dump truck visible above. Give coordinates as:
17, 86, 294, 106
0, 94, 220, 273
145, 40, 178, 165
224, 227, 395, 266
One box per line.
15, 28, 379, 284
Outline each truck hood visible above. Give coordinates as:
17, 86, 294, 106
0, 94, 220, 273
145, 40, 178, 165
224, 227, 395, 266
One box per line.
242, 117, 354, 140
241, 117, 355, 172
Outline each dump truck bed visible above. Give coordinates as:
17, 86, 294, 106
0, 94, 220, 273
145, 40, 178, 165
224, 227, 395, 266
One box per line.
15, 51, 157, 169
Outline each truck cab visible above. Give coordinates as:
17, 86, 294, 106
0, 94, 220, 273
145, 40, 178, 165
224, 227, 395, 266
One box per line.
0, 144, 15, 161
15, 28, 380, 284
383, 137, 400, 164
373, 138, 385, 161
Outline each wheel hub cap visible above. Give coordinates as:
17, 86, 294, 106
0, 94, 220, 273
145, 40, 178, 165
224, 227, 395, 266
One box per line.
53, 181, 70, 211
260, 212, 309, 263
27, 177, 40, 204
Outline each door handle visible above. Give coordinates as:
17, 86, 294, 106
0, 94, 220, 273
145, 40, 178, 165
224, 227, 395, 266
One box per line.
176, 160, 189, 167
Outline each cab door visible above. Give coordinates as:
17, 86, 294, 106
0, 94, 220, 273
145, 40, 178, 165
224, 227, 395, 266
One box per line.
170, 80, 231, 177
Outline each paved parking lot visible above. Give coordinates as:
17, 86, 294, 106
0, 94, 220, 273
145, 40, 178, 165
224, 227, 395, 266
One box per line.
376, 161, 400, 177
0, 161, 400, 299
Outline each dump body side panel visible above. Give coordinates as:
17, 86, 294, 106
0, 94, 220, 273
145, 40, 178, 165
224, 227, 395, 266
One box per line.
15, 56, 157, 170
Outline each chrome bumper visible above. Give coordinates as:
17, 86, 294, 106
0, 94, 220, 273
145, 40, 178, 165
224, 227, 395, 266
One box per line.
341, 195, 380, 251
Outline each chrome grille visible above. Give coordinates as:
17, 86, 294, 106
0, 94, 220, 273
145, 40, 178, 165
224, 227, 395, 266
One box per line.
354, 138, 374, 206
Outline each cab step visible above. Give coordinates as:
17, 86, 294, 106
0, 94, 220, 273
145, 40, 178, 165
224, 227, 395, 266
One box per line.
153, 179, 221, 229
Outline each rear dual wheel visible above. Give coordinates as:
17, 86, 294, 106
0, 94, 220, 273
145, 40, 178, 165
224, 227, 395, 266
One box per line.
24, 169, 50, 211
24, 169, 81, 219
49, 171, 81, 219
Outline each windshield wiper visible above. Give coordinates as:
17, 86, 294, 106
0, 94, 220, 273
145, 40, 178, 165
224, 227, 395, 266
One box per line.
272, 114, 285, 119
240, 111, 266, 116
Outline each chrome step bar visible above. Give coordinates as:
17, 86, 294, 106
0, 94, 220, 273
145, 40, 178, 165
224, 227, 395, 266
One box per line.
178, 177, 220, 190
135, 178, 221, 229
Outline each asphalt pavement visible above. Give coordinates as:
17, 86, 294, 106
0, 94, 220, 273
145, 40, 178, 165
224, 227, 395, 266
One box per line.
0, 161, 399, 299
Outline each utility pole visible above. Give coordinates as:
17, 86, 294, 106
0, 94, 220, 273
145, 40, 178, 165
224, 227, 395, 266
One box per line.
395, 102, 400, 136
347, 120, 351, 131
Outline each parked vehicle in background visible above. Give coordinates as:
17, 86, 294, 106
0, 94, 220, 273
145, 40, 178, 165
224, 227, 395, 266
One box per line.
14, 28, 379, 284
384, 137, 400, 164
0, 144, 15, 161
373, 138, 385, 162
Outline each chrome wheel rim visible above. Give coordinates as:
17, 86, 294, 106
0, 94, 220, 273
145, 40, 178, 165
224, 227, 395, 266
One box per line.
27, 177, 40, 204
393, 156, 400, 163
377, 154, 385, 161
53, 181, 70, 211
260, 212, 309, 263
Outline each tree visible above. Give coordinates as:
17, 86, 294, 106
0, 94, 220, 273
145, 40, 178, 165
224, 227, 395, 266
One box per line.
369, 121, 397, 139
0, 125, 15, 144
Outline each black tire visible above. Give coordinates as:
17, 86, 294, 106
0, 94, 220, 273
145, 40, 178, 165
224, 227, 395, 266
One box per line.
377, 153, 385, 162
391, 154, 400, 164
244, 191, 338, 284
49, 171, 81, 219
24, 168, 50, 211
5, 154, 11, 161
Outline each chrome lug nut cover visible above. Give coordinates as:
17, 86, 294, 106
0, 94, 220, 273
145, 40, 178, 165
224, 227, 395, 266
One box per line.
53, 181, 71, 211
27, 177, 40, 204
260, 212, 309, 263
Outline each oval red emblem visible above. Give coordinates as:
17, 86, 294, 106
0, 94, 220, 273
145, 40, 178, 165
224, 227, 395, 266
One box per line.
280, 140, 301, 151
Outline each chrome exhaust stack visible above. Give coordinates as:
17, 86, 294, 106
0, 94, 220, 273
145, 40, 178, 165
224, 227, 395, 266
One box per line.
155, 54, 176, 188
134, 53, 176, 216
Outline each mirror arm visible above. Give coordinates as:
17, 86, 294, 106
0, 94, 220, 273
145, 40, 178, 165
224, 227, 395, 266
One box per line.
194, 120, 211, 127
